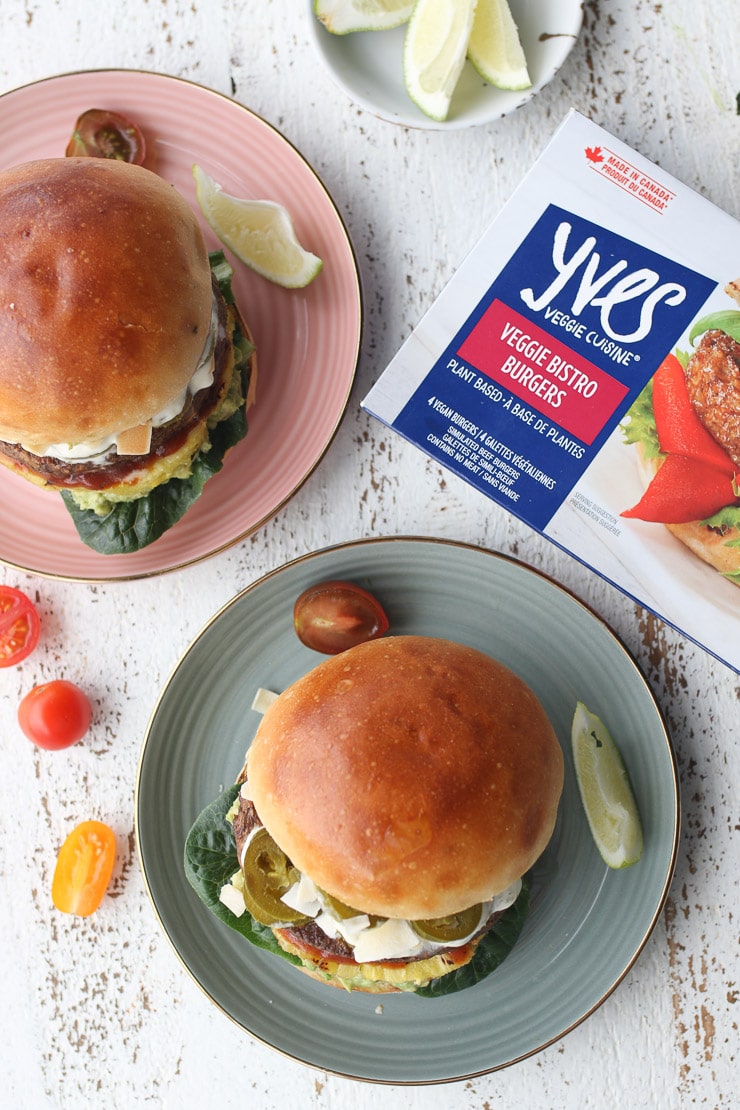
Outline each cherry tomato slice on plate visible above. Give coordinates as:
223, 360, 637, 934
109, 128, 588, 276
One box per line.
0, 585, 40, 667
52, 821, 116, 917
293, 580, 389, 654
65, 108, 146, 164
18, 679, 92, 750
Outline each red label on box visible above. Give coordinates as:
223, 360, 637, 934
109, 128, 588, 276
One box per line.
458, 300, 629, 445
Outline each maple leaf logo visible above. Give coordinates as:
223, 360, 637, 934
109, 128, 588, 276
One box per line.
585, 146, 604, 163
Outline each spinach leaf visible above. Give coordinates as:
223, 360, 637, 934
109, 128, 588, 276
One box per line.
61, 396, 247, 554
184, 783, 300, 964
60, 253, 253, 556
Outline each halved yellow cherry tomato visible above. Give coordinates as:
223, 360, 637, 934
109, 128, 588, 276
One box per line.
293, 579, 389, 654
52, 821, 116, 917
65, 108, 146, 164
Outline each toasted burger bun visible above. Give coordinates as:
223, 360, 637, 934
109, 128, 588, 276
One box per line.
0, 157, 213, 448
0, 156, 256, 509
636, 449, 740, 582
248, 635, 564, 922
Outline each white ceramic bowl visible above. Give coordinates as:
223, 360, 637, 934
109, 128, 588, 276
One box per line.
308, 0, 584, 130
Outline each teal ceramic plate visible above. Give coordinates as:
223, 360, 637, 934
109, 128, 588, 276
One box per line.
135, 537, 679, 1083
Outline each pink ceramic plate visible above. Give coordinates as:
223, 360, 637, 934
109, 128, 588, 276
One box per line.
0, 70, 361, 581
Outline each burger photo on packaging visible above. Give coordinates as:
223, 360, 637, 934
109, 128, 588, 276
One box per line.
0, 156, 256, 555
185, 635, 564, 996
620, 290, 740, 584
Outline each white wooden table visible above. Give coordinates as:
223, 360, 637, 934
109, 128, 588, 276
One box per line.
1, 2, 738, 1107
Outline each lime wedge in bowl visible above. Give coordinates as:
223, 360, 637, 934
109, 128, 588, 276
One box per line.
314, 0, 414, 33
467, 0, 531, 90
193, 165, 323, 289
403, 0, 479, 121
571, 701, 644, 869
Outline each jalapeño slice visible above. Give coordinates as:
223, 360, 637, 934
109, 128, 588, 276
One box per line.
241, 827, 310, 927
411, 904, 484, 944
320, 890, 369, 920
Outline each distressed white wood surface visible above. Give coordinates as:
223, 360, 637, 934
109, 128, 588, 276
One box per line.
1, 2, 738, 1107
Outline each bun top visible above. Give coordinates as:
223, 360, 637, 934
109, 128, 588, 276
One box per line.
248, 635, 564, 921
0, 157, 213, 449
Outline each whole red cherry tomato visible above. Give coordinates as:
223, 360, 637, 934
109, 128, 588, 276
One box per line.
18, 680, 92, 750
0, 585, 40, 667
52, 821, 116, 917
65, 108, 146, 164
294, 580, 389, 654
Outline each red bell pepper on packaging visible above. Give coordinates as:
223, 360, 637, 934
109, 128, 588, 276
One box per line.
652, 353, 735, 474
622, 454, 738, 523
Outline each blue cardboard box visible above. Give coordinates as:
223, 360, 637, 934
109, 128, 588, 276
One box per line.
363, 111, 740, 673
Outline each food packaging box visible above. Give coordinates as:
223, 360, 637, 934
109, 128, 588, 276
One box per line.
362, 110, 740, 673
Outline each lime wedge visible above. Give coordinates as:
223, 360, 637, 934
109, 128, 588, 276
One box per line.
314, 0, 414, 33
193, 165, 323, 290
403, 0, 479, 121
571, 702, 644, 869
467, 0, 531, 90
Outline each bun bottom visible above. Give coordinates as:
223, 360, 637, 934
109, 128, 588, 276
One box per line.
664, 520, 740, 580
634, 449, 740, 582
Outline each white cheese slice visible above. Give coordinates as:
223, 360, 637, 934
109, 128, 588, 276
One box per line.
219, 882, 246, 918
352, 918, 423, 964
281, 873, 322, 918
316, 911, 372, 948
251, 687, 280, 714
116, 421, 153, 456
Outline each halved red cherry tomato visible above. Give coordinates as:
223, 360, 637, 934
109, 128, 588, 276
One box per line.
52, 821, 116, 917
65, 108, 146, 164
0, 585, 40, 667
18, 679, 92, 750
293, 580, 389, 654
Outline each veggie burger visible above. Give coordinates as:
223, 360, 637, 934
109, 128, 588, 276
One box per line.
185, 635, 564, 995
0, 156, 256, 555
621, 302, 740, 584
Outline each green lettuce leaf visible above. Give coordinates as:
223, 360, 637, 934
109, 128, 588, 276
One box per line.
688, 309, 740, 346
620, 377, 661, 459
60, 252, 253, 556
184, 782, 530, 995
